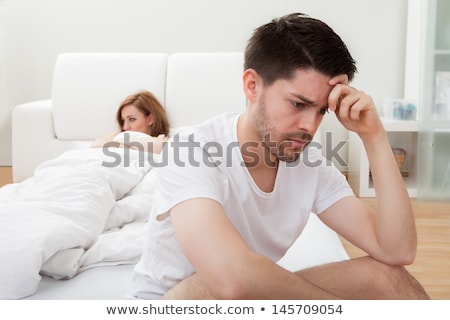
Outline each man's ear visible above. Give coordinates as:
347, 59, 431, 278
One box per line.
242, 69, 260, 102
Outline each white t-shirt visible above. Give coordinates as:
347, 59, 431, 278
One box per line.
130, 112, 353, 299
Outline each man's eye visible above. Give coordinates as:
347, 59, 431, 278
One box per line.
291, 101, 306, 109
319, 107, 329, 115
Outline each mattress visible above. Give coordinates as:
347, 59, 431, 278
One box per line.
25, 264, 135, 300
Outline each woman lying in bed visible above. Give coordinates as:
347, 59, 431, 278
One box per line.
91, 90, 170, 153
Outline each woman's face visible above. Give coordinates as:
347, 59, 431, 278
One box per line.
120, 104, 153, 134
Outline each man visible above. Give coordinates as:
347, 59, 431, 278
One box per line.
130, 13, 429, 299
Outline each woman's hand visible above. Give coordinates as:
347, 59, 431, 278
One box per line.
156, 134, 168, 142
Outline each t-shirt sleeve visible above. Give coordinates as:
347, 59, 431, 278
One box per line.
312, 159, 354, 215
151, 130, 226, 219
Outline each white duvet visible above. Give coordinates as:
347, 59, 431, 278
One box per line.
0, 147, 158, 299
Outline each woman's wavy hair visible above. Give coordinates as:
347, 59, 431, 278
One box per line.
116, 90, 170, 136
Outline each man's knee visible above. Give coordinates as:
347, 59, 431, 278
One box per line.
363, 257, 429, 299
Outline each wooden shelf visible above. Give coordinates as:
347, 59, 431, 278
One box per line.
381, 119, 418, 131
348, 124, 418, 198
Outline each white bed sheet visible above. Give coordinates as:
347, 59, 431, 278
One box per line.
25, 264, 135, 300
0, 147, 158, 299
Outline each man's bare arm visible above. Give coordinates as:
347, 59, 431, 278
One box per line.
320, 76, 417, 265
168, 198, 341, 299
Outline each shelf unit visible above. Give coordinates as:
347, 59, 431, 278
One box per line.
348, 120, 418, 198
405, 0, 450, 200
351, 0, 450, 200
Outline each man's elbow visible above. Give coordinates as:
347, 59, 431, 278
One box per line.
397, 240, 417, 265
397, 250, 416, 266
382, 248, 417, 266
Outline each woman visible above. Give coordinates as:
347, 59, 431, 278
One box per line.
92, 90, 170, 153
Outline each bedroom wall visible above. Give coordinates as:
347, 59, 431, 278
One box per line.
0, 0, 408, 167
0, 1, 14, 166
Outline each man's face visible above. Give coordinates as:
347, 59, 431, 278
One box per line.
252, 68, 333, 163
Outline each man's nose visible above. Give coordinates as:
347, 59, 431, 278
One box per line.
297, 109, 319, 134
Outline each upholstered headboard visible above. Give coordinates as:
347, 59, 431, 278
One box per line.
52, 53, 168, 141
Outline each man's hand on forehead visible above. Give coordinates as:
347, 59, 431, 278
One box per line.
327, 74, 349, 112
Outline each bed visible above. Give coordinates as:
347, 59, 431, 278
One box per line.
3, 52, 350, 300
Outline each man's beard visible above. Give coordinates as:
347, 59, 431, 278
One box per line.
253, 94, 313, 163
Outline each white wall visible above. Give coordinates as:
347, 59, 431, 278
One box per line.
1, 0, 408, 166
0, 1, 14, 165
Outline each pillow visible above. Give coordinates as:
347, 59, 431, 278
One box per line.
168, 126, 189, 138
72, 140, 94, 150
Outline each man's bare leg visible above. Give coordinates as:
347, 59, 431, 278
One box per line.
161, 256, 429, 299
161, 273, 214, 300
296, 256, 430, 299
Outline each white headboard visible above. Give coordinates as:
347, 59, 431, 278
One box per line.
165, 52, 246, 128
52, 53, 168, 141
